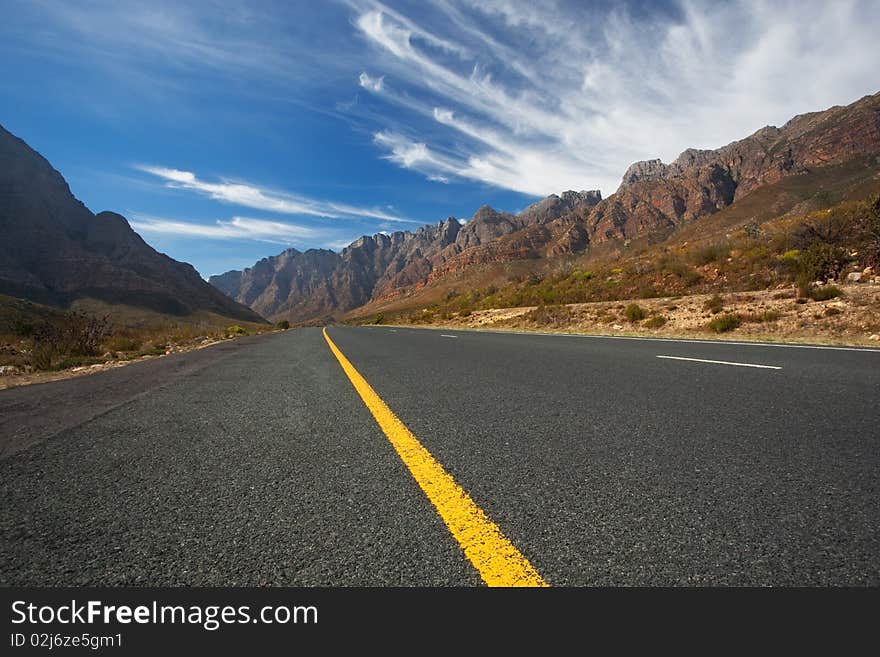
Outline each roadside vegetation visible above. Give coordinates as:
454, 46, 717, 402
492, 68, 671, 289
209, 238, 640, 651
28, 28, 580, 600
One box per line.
523, 304, 573, 327
0, 296, 278, 375
707, 313, 743, 333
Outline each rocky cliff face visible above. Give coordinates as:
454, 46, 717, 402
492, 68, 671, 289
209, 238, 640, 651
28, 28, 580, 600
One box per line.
214, 92, 880, 324
600, 92, 880, 242
0, 125, 264, 323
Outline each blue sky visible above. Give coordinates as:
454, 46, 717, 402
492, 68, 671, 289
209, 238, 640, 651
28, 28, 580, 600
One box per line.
1, 0, 878, 277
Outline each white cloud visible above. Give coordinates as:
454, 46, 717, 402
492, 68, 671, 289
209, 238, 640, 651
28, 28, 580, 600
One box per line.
352, 0, 880, 196
130, 215, 316, 243
372, 126, 601, 196
359, 71, 385, 92
130, 214, 362, 251
372, 130, 450, 181
137, 165, 419, 223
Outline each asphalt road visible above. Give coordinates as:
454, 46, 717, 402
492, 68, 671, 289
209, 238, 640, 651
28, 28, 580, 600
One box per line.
2, 326, 878, 585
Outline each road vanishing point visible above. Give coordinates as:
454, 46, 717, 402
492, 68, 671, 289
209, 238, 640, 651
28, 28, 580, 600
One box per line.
2, 327, 878, 586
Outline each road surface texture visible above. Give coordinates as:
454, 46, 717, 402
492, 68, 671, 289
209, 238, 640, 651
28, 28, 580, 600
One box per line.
2, 326, 878, 585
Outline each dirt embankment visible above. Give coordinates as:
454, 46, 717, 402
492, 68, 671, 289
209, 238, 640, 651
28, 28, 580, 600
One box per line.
412, 283, 880, 346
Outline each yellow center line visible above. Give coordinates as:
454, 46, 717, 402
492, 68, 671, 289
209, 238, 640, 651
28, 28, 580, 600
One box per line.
322, 327, 548, 587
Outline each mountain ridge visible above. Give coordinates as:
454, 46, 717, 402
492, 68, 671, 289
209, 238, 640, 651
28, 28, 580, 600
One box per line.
209, 190, 603, 322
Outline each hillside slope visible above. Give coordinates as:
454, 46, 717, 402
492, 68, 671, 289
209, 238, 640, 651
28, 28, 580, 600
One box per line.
0, 125, 264, 324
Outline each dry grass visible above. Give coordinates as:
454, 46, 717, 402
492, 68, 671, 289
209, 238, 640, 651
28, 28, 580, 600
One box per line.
399, 283, 880, 347
0, 295, 275, 386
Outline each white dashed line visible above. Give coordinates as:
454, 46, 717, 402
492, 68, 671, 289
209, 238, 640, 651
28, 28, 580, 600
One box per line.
657, 355, 782, 369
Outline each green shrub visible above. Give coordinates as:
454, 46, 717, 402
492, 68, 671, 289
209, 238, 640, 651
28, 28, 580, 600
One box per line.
372, 314, 384, 325
861, 195, 880, 268
691, 243, 728, 265
524, 304, 572, 327
743, 310, 782, 323
808, 285, 844, 301
275, 320, 291, 330
703, 294, 724, 314
658, 255, 703, 285
644, 315, 667, 329
624, 303, 646, 322
777, 249, 800, 278
135, 346, 165, 358
707, 313, 742, 333
797, 242, 847, 288
226, 325, 247, 336
792, 208, 858, 249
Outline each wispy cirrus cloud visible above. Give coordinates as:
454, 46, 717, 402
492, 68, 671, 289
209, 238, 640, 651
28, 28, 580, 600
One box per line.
129, 214, 359, 251
130, 214, 314, 243
349, 0, 880, 196
6, 1, 349, 90
137, 165, 419, 223
359, 72, 385, 92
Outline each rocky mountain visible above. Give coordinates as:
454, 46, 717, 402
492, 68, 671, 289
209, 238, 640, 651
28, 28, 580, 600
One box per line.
597, 92, 880, 239
0, 125, 264, 323
424, 92, 880, 274
209, 190, 602, 322
213, 92, 880, 324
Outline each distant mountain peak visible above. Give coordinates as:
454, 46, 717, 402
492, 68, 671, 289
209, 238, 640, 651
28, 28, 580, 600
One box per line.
560, 189, 602, 204
620, 158, 669, 186
471, 204, 503, 221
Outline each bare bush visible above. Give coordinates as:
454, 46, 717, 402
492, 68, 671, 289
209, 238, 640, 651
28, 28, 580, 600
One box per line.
30, 312, 111, 370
